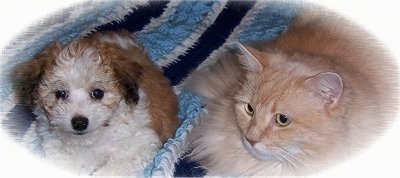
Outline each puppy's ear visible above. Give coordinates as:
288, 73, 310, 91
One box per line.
100, 43, 143, 105
13, 42, 62, 105
111, 58, 143, 105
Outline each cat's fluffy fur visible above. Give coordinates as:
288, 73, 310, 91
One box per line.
186, 6, 398, 176
14, 31, 179, 176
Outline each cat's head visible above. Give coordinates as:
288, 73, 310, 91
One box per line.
234, 43, 344, 171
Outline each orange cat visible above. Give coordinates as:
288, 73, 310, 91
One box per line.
186, 6, 398, 176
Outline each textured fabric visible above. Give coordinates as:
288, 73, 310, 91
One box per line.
0, 0, 300, 176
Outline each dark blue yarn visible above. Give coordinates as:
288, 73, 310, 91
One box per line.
162, 0, 257, 86
95, 0, 169, 33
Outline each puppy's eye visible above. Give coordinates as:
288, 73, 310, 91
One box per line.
275, 113, 291, 127
91, 89, 104, 99
55, 90, 68, 99
244, 103, 254, 117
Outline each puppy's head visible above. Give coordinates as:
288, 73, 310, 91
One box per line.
14, 34, 144, 137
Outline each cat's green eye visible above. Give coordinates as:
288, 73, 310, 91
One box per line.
275, 113, 291, 127
244, 103, 254, 116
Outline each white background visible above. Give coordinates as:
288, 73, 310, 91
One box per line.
0, 0, 399, 177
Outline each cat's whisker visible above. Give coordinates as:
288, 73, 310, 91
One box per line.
242, 163, 262, 175
269, 161, 283, 175
276, 152, 297, 172
279, 151, 309, 174
270, 132, 318, 173
278, 146, 317, 175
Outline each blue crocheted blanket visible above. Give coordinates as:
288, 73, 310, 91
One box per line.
0, 0, 299, 176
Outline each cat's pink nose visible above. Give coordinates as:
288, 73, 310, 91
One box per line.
245, 136, 259, 146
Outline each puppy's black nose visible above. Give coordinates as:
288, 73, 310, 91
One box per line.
71, 116, 89, 131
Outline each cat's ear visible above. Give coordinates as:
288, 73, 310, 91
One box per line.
305, 72, 343, 108
235, 42, 264, 73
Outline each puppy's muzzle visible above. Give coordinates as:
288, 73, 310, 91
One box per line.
71, 116, 89, 132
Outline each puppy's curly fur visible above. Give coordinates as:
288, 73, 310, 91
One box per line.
14, 30, 179, 176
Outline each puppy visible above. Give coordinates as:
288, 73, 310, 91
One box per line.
14, 30, 179, 176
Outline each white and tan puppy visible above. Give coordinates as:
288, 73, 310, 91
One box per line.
14, 30, 179, 176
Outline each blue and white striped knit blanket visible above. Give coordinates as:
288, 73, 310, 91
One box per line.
0, 0, 300, 176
